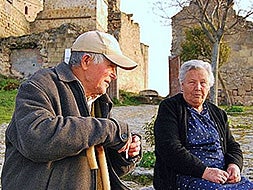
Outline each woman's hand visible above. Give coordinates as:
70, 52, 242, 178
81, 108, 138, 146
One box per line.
226, 164, 241, 183
202, 167, 229, 184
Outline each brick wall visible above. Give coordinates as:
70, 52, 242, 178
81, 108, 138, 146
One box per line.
13, 0, 43, 22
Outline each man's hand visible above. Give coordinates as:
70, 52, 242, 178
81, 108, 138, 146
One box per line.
118, 135, 141, 158
226, 164, 241, 183
127, 135, 141, 157
202, 167, 229, 184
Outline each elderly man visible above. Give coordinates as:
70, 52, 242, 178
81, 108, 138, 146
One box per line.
1, 31, 141, 190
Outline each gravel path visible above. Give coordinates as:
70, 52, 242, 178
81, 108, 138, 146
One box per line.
111, 105, 158, 190
112, 105, 158, 151
1, 105, 252, 190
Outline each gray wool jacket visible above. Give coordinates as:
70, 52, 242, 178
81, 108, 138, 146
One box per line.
1, 62, 139, 190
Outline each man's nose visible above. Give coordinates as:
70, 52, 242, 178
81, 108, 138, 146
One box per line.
110, 71, 117, 80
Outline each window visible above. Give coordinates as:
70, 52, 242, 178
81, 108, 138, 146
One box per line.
25, 6, 28, 15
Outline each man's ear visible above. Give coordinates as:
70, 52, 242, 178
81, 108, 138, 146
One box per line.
80, 54, 91, 70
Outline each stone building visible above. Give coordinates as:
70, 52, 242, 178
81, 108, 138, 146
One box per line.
0, 0, 149, 98
169, 1, 253, 106
0, 0, 43, 37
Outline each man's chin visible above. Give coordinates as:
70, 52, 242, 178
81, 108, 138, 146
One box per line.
100, 87, 108, 95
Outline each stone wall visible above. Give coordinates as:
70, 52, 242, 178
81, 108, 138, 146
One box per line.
0, 0, 30, 38
13, 0, 43, 22
170, 2, 253, 106
0, 24, 83, 77
118, 12, 149, 92
0, 0, 149, 97
30, 0, 105, 33
220, 32, 253, 106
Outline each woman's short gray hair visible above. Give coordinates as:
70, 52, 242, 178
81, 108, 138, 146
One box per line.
68, 51, 106, 66
179, 59, 214, 87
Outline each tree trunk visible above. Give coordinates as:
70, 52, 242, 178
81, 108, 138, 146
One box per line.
210, 40, 220, 105
218, 71, 232, 106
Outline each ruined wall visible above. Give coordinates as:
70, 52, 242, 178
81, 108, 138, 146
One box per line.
107, 0, 149, 94
171, 3, 253, 106
13, 0, 43, 22
96, 0, 108, 31
0, 0, 30, 38
118, 12, 149, 93
0, 24, 83, 77
30, 0, 107, 33
30, 0, 149, 93
220, 32, 253, 106
0, 0, 149, 96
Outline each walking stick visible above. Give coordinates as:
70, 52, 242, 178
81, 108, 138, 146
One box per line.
86, 145, 110, 190
86, 146, 98, 190
96, 145, 110, 189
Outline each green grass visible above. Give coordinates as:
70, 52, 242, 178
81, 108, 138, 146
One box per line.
220, 105, 253, 116
121, 151, 155, 186
0, 74, 21, 124
122, 173, 153, 186
112, 90, 142, 106
225, 105, 244, 113
0, 90, 17, 124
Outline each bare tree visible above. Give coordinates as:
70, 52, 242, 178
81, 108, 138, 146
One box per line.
180, 26, 233, 105
153, 0, 253, 105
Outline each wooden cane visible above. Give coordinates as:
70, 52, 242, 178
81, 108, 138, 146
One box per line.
96, 145, 110, 190
87, 145, 110, 190
86, 146, 98, 170
86, 146, 99, 190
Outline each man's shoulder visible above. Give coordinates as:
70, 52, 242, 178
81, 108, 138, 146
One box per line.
27, 67, 56, 83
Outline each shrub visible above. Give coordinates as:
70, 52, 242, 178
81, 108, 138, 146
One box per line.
143, 114, 156, 147
112, 90, 142, 106
225, 106, 244, 113
138, 151, 156, 168
0, 74, 21, 91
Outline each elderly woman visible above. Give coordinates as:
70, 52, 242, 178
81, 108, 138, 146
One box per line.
153, 60, 253, 189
